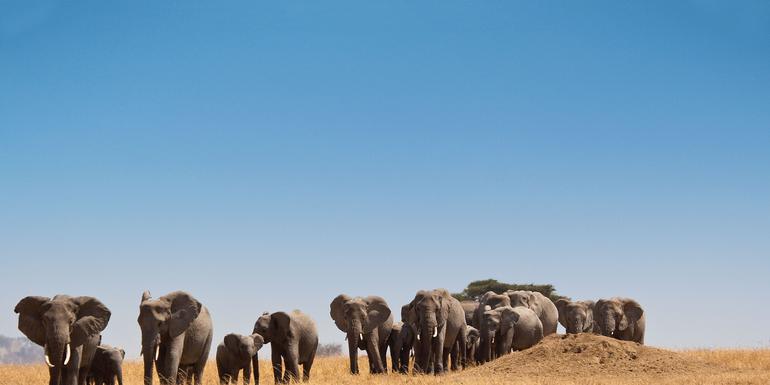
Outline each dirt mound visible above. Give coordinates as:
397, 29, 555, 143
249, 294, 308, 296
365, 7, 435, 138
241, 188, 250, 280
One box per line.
464, 333, 712, 377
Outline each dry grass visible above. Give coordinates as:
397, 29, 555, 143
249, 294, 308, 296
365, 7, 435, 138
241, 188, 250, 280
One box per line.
2, 349, 770, 385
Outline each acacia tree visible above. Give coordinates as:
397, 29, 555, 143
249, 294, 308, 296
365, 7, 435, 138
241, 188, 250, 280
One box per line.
451, 279, 568, 303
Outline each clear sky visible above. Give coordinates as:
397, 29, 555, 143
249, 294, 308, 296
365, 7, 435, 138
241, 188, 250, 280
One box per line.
1, 1, 769, 359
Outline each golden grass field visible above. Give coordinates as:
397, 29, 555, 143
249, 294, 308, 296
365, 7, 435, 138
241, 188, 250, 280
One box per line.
2, 348, 770, 385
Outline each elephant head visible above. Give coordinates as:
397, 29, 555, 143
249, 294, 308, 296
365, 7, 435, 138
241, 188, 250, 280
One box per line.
482, 307, 518, 358
594, 298, 643, 337
137, 291, 202, 385
252, 311, 292, 345
466, 326, 480, 347
555, 299, 595, 334
223, 333, 264, 361
14, 295, 111, 372
330, 295, 391, 346
475, 292, 510, 326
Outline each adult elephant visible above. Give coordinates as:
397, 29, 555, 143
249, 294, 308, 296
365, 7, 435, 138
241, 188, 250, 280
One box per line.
329, 294, 393, 374
406, 289, 467, 374
253, 310, 318, 383
555, 299, 596, 334
480, 306, 542, 362
505, 291, 558, 336
138, 291, 213, 385
14, 295, 111, 385
594, 298, 645, 344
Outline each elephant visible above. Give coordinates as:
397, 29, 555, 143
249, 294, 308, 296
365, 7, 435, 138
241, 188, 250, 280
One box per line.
505, 290, 558, 336
460, 301, 479, 328
329, 295, 393, 374
555, 299, 596, 334
253, 310, 318, 383
14, 295, 111, 385
405, 289, 467, 374
480, 306, 543, 362
594, 298, 645, 344
387, 322, 414, 374
87, 345, 125, 385
138, 291, 213, 385
464, 326, 479, 366
216, 333, 264, 385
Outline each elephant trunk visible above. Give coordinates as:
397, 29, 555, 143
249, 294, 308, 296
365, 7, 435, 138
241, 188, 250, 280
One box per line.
44, 334, 68, 385
600, 313, 615, 336
142, 345, 155, 385
347, 318, 364, 375
415, 325, 433, 373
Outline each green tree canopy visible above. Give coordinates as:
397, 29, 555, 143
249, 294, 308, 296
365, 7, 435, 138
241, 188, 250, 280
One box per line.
451, 279, 569, 303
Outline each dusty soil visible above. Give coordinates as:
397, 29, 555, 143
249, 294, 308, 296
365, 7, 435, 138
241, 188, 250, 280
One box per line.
462, 333, 715, 378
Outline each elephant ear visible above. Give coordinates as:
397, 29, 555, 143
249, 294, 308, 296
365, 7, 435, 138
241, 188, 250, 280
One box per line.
364, 296, 391, 332
593, 299, 607, 326
622, 299, 643, 325
14, 296, 49, 346
405, 300, 418, 326
330, 294, 352, 333
166, 292, 202, 338
119, 349, 126, 360
270, 311, 292, 343
583, 301, 596, 331
554, 299, 569, 329
71, 296, 111, 347
224, 333, 242, 354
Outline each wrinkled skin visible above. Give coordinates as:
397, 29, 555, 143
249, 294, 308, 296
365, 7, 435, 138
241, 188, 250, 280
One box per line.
464, 326, 479, 366
594, 298, 645, 344
387, 322, 414, 374
505, 291, 558, 336
253, 310, 318, 383
555, 299, 596, 334
329, 295, 393, 375
138, 291, 213, 385
406, 289, 467, 375
87, 345, 125, 385
480, 306, 543, 362
216, 333, 264, 385
14, 295, 111, 385
474, 292, 510, 364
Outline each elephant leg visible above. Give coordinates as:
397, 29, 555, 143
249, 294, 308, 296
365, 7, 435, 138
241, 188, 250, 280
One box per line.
271, 350, 283, 384
284, 345, 300, 383
244, 363, 251, 385
365, 332, 385, 374
433, 336, 444, 375
450, 342, 458, 371
379, 340, 389, 374
302, 346, 316, 382
162, 336, 185, 385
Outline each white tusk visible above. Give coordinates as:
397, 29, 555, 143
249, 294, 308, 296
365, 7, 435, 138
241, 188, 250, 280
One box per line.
416, 333, 421, 341
63, 344, 71, 366
433, 327, 438, 338
155, 345, 160, 361
44, 345, 54, 368
359, 333, 364, 341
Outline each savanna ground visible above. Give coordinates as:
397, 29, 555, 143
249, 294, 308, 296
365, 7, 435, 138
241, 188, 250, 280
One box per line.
2, 335, 770, 385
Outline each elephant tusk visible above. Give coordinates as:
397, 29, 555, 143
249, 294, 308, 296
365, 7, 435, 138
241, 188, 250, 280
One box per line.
44, 346, 54, 368
433, 327, 438, 338
155, 345, 160, 361
416, 333, 421, 341
63, 344, 71, 366
360, 333, 364, 341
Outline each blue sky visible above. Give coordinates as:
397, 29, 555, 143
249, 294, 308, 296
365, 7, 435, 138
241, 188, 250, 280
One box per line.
2, 0, 769, 358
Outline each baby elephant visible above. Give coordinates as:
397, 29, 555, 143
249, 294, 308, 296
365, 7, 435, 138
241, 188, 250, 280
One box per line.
87, 345, 125, 385
464, 325, 480, 365
216, 333, 265, 385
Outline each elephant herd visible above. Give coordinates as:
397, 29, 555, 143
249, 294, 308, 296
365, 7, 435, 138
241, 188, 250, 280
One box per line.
13, 289, 645, 385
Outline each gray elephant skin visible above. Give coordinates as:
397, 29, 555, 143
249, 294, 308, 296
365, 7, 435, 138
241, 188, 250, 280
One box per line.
87, 345, 125, 385
216, 333, 264, 385
555, 299, 596, 334
480, 306, 543, 362
594, 298, 645, 344
330, 294, 393, 374
253, 310, 318, 383
138, 291, 213, 385
406, 289, 467, 374
15, 295, 111, 385
506, 290, 558, 336
391, 305, 417, 374
461, 301, 479, 328
474, 291, 510, 363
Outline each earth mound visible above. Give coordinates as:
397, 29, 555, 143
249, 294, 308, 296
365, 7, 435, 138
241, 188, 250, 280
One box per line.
464, 333, 712, 377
